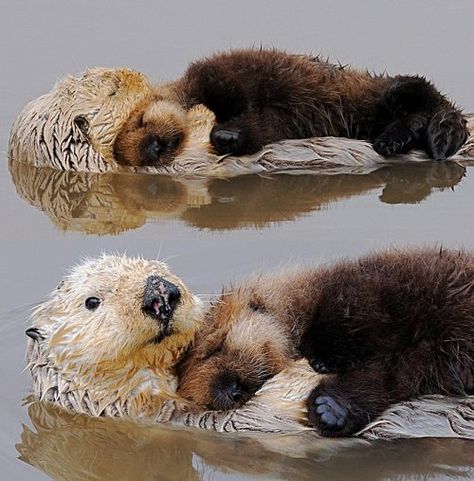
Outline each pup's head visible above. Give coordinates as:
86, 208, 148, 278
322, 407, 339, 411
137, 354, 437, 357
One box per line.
26, 255, 203, 392
114, 94, 189, 168
178, 282, 295, 411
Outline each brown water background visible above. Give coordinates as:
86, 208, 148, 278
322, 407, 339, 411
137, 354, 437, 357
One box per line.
1, 1, 473, 480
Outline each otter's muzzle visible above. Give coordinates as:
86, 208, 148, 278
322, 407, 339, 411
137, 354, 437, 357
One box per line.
142, 275, 181, 332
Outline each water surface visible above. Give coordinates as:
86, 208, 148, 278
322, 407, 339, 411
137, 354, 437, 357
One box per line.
1, 1, 473, 480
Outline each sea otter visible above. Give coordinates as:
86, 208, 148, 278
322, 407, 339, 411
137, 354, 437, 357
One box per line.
114, 49, 469, 167
26, 254, 204, 418
177, 248, 474, 437
10, 66, 474, 175
25, 254, 473, 439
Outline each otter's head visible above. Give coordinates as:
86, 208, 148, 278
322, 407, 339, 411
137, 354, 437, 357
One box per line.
178, 283, 295, 411
26, 255, 203, 415
114, 94, 189, 168
9, 68, 152, 171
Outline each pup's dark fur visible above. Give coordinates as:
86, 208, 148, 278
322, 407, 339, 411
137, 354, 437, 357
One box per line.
177, 248, 474, 437
115, 49, 468, 166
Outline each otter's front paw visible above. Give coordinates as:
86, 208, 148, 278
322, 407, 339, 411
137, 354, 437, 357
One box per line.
211, 127, 244, 155
306, 350, 362, 374
307, 355, 358, 374
308, 356, 334, 374
210, 123, 260, 156
426, 110, 469, 160
307, 386, 364, 437
373, 123, 414, 157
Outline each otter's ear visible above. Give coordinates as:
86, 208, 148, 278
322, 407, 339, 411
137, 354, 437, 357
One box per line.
25, 328, 45, 341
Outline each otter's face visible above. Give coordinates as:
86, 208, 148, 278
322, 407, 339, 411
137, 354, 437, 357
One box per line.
114, 96, 188, 168
9, 68, 152, 171
26, 255, 203, 371
178, 287, 292, 410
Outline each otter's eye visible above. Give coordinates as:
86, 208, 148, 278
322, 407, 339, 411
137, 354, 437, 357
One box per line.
85, 297, 101, 310
167, 135, 181, 151
74, 116, 89, 133
249, 301, 265, 312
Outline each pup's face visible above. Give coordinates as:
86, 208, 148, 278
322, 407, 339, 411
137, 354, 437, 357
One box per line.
114, 95, 188, 168
178, 285, 293, 410
26, 255, 203, 372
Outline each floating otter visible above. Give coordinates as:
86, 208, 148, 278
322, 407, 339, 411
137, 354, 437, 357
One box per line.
9, 66, 474, 175
26, 254, 474, 439
9, 68, 152, 171
26, 254, 204, 418
177, 248, 474, 437
115, 49, 470, 166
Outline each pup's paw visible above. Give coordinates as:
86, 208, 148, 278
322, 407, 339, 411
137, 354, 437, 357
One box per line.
426, 110, 469, 160
308, 389, 350, 437
308, 356, 334, 374
211, 127, 244, 155
210, 122, 260, 156
307, 386, 364, 437
373, 124, 414, 157
307, 355, 359, 374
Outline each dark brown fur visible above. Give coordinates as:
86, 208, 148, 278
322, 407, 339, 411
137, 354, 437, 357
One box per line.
177, 248, 474, 437
114, 49, 468, 166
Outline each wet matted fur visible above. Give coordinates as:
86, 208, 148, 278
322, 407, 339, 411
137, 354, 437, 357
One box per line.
9, 65, 474, 175
177, 248, 474, 437
117, 49, 469, 164
26, 254, 474, 440
26, 254, 204, 418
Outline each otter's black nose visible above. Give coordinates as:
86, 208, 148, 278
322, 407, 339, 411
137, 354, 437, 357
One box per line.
211, 372, 252, 410
142, 275, 181, 327
143, 136, 166, 162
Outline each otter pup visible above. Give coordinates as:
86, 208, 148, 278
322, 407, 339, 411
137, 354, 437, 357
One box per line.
177, 248, 474, 437
114, 49, 468, 166
114, 93, 189, 168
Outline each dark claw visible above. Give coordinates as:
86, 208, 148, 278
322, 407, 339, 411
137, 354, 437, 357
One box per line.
308, 354, 361, 374
426, 110, 469, 160
373, 134, 412, 157
308, 357, 332, 374
373, 140, 399, 157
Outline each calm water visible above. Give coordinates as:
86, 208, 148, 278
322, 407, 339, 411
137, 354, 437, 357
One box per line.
1, 1, 473, 480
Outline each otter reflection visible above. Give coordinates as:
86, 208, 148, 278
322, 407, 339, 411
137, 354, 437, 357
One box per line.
17, 400, 474, 481
9, 159, 466, 235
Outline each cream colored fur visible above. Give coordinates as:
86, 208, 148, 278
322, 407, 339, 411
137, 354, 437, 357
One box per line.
26, 256, 474, 439
27, 255, 203, 418
9, 68, 474, 175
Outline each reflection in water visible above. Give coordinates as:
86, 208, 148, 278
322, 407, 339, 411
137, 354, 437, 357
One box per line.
9, 160, 466, 235
17, 400, 473, 481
